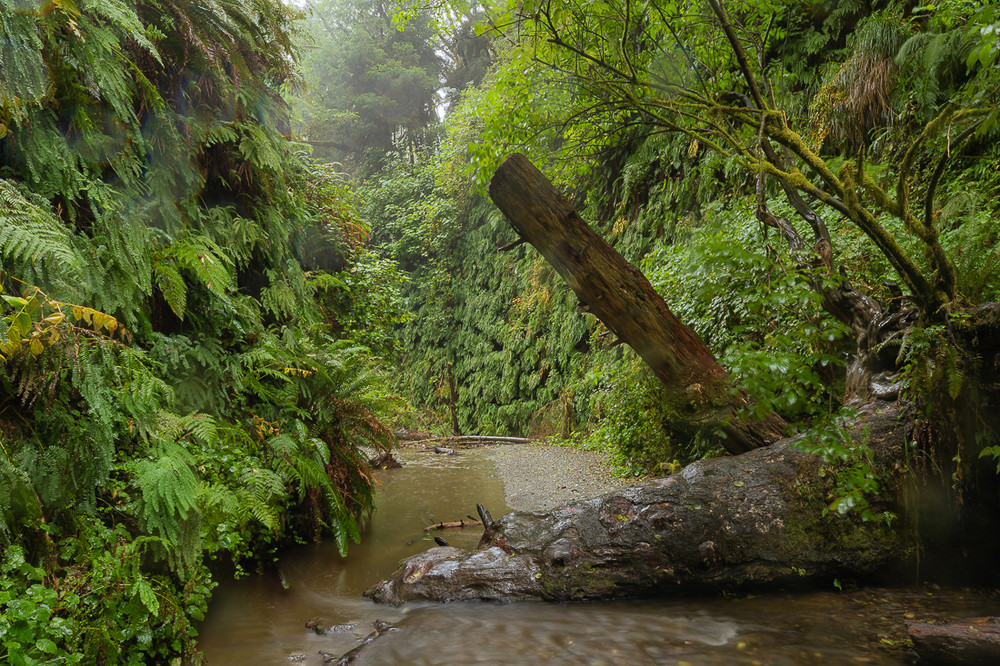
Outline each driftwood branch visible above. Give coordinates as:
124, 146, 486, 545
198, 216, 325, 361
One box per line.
423, 519, 483, 532
407, 435, 537, 447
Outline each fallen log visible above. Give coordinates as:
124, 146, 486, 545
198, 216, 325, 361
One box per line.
907, 617, 1000, 665
423, 519, 483, 532
364, 405, 904, 605
411, 435, 537, 447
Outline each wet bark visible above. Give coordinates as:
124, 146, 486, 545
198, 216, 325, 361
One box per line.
365, 405, 904, 605
489, 154, 786, 454
907, 617, 1000, 665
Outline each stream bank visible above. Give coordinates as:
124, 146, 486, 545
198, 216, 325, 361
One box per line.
198, 443, 997, 665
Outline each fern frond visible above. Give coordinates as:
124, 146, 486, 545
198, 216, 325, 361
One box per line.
236, 467, 286, 531
0, 450, 43, 548
132, 442, 202, 573
0, 8, 47, 122
0, 179, 84, 285
153, 258, 188, 319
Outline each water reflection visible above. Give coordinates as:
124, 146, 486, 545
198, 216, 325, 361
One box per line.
198, 449, 510, 664
198, 448, 997, 665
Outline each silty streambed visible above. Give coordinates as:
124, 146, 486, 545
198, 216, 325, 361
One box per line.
198, 447, 998, 665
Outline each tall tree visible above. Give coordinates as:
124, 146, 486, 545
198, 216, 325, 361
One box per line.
297, 0, 444, 173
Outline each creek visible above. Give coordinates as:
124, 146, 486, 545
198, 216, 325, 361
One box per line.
198, 448, 997, 665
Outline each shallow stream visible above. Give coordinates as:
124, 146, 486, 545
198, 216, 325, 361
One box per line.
198, 448, 997, 665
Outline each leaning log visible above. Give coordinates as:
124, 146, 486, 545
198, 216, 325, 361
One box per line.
489, 154, 786, 454
365, 407, 904, 605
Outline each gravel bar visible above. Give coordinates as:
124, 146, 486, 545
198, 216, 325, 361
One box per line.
483, 444, 625, 512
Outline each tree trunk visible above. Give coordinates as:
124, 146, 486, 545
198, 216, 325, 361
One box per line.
365, 404, 905, 606
907, 617, 1000, 665
446, 362, 460, 435
489, 154, 786, 454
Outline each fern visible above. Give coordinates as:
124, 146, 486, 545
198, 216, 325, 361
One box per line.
0, 449, 43, 548
132, 441, 202, 574
153, 259, 188, 319
0, 180, 84, 287
237, 467, 286, 532
152, 234, 235, 320
0, 7, 47, 123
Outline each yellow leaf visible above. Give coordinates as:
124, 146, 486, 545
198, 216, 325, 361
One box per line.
72, 306, 83, 321
42, 313, 65, 326
29, 337, 44, 356
82, 308, 93, 325
104, 316, 118, 333
92, 312, 104, 330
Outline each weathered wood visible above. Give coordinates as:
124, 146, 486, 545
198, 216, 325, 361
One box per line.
907, 617, 1000, 665
423, 519, 483, 532
488, 154, 786, 453
365, 422, 903, 605
476, 503, 493, 528
410, 435, 537, 447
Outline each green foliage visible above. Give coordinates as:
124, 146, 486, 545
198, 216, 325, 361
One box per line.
581, 357, 706, 476
794, 412, 894, 524
0, 0, 403, 661
365, 156, 595, 435
644, 201, 850, 424
295, 0, 445, 175
939, 196, 1000, 302
0, 526, 215, 665
898, 324, 965, 412
132, 441, 202, 574
0, 180, 83, 284
0, 452, 41, 550
310, 251, 414, 357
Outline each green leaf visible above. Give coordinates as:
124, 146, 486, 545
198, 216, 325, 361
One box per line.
133, 576, 159, 615
1, 296, 28, 308
35, 638, 57, 655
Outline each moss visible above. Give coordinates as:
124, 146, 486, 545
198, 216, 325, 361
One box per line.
540, 563, 621, 600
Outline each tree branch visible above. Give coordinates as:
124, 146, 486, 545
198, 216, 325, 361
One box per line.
705, 0, 768, 112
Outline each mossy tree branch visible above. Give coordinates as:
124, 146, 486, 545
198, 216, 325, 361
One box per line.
508, 0, 983, 317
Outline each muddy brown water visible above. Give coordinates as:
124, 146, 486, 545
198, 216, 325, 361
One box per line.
198, 448, 998, 665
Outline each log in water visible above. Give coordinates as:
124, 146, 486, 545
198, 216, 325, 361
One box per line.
197, 448, 998, 665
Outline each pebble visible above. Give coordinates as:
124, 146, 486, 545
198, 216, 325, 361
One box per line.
484, 444, 625, 512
